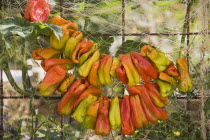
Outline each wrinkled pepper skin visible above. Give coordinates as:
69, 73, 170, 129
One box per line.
159, 72, 178, 88
83, 101, 100, 129
164, 62, 179, 78
49, 16, 78, 30
120, 95, 135, 135
88, 60, 102, 86
109, 96, 121, 130
24, 0, 51, 23
116, 63, 128, 84
58, 74, 76, 93
130, 95, 148, 128
127, 85, 168, 121
72, 38, 94, 63
140, 45, 154, 57
32, 48, 62, 60
176, 57, 192, 92
57, 78, 89, 116
131, 51, 158, 82
78, 50, 100, 77
95, 99, 111, 136
156, 79, 173, 97
72, 94, 98, 123
144, 82, 169, 107
64, 31, 83, 59
72, 87, 102, 110
39, 65, 67, 97
79, 45, 98, 65
110, 57, 120, 78
120, 54, 140, 86
41, 58, 74, 71
147, 49, 171, 72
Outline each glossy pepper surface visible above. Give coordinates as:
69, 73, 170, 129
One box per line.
39, 65, 67, 97
109, 96, 121, 130
116, 63, 128, 84
95, 99, 111, 136
120, 95, 135, 135
87, 60, 102, 86
58, 74, 76, 93
156, 79, 173, 97
32, 48, 62, 60
83, 101, 100, 129
79, 44, 98, 65
110, 57, 120, 78
41, 58, 73, 71
72, 94, 98, 123
176, 57, 192, 92
57, 78, 89, 116
24, 0, 51, 23
159, 72, 178, 88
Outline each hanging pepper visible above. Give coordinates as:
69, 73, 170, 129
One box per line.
39, 65, 67, 97
130, 95, 148, 128
41, 58, 74, 71
110, 57, 120, 78
72, 94, 98, 123
120, 95, 135, 135
24, 0, 52, 23
155, 79, 173, 97
58, 74, 76, 94
83, 101, 100, 129
32, 48, 62, 60
79, 44, 98, 65
119, 54, 140, 86
57, 78, 89, 116
78, 50, 100, 77
109, 96, 121, 130
131, 51, 158, 82
64, 31, 83, 59
95, 99, 111, 136
49, 16, 78, 30
72, 87, 102, 111
164, 62, 179, 79
159, 72, 178, 88
176, 57, 192, 92
88, 60, 102, 86
116, 63, 128, 84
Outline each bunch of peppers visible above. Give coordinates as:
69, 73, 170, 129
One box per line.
30, 15, 193, 136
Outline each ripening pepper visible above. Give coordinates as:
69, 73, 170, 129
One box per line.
110, 57, 120, 78
159, 72, 178, 88
72, 38, 94, 63
64, 31, 83, 59
144, 82, 169, 107
155, 79, 173, 97
83, 101, 100, 129
72, 94, 98, 123
120, 95, 135, 135
119, 54, 140, 86
49, 16, 78, 30
79, 44, 98, 65
147, 49, 171, 72
109, 96, 121, 130
58, 74, 76, 93
39, 65, 67, 97
50, 25, 72, 50
95, 99, 111, 136
140, 45, 154, 57
130, 95, 148, 128
41, 58, 74, 71
127, 85, 168, 121
32, 48, 62, 60
72, 87, 102, 111
87, 60, 102, 86
98, 55, 108, 85
57, 78, 89, 116
164, 62, 179, 79
78, 50, 100, 77
24, 0, 51, 23
116, 63, 128, 84
176, 57, 192, 92
131, 51, 158, 82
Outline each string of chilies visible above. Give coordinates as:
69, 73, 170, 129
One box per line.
31, 15, 192, 136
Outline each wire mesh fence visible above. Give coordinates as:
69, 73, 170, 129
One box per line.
0, 0, 209, 139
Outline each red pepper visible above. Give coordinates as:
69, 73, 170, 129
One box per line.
116, 63, 128, 84
32, 48, 62, 60
120, 95, 135, 135
95, 99, 111, 136
24, 0, 52, 23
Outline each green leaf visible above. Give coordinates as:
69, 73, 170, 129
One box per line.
36, 114, 47, 122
